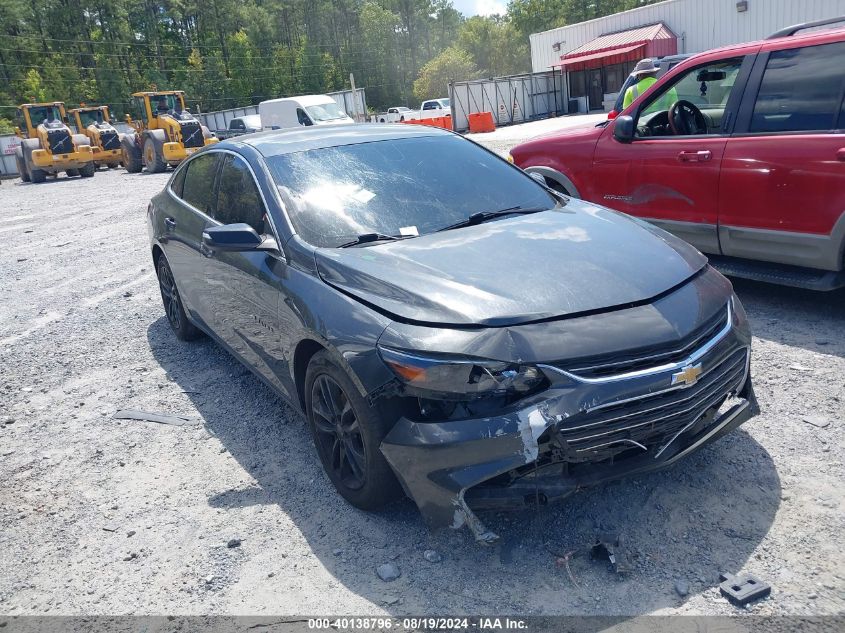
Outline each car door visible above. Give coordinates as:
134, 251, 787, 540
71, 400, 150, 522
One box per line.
161, 152, 222, 327
202, 152, 293, 397
592, 55, 753, 255
719, 39, 845, 271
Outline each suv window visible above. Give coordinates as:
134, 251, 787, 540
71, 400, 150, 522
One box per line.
181, 153, 220, 215
636, 57, 744, 137
751, 41, 845, 133
216, 154, 266, 234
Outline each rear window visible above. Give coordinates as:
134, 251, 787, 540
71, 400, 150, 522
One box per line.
266, 135, 555, 248
751, 41, 845, 133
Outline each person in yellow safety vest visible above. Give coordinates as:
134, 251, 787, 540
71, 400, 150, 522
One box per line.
623, 58, 678, 111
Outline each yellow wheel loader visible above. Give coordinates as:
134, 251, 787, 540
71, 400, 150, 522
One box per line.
68, 105, 123, 169
121, 91, 217, 174
14, 102, 96, 183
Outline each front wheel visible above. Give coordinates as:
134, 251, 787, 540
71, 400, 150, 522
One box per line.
305, 351, 403, 510
156, 254, 201, 341
144, 137, 167, 173
66, 168, 80, 177
121, 136, 143, 173
15, 149, 30, 182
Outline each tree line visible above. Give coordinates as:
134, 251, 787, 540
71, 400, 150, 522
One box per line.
0, 0, 661, 130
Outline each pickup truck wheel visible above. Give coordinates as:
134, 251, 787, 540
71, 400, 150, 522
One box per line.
121, 136, 143, 173
305, 351, 403, 511
144, 137, 167, 173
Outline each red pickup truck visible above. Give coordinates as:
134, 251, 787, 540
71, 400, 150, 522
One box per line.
510, 17, 845, 291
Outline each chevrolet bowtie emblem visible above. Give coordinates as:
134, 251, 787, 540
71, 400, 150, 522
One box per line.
672, 363, 702, 386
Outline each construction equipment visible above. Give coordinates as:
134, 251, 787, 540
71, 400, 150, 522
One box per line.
14, 102, 96, 183
68, 105, 122, 169
121, 91, 217, 173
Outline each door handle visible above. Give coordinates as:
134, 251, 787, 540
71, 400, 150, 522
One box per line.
677, 150, 712, 162
164, 217, 177, 231
836, 148, 845, 161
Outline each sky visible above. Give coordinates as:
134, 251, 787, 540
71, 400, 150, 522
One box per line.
452, 0, 508, 17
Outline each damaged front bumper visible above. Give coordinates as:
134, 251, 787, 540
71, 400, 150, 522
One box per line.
380, 304, 758, 544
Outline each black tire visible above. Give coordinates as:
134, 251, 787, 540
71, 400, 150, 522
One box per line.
15, 149, 30, 183
121, 136, 143, 173
79, 161, 95, 178
156, 253, 201, 341
30, 167, 46, 183
144, 137, 167, 173
66, 168, 80, 177
304, 351, 403, 510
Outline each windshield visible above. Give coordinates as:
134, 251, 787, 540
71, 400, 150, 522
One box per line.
79, 109, 106, 126
305, 102, 347, 122
266, 135, 556, 248
153, 94, 185, 115
28, 105, 62, 126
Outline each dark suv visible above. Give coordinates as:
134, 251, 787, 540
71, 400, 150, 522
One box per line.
511, 18, 845, 291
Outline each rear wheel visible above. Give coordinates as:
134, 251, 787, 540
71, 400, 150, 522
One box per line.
156, 254, 201, 341
121, 136, 143, 173
305, 351, 403, 510
79, 161, 95, 178
144, 137, 167, 173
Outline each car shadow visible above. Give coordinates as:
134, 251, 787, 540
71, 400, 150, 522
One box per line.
731, 278, 845, 359
147, 316, 780, 615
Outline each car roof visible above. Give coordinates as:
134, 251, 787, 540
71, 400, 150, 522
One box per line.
229, 123, 449, 157
259, 95, 336, 107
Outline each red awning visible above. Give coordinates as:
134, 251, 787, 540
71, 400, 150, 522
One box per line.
556, 23, 677, 71
554, 43, 647, 70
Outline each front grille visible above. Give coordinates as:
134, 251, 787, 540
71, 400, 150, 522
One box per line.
180, 122, 204, 148
47, 129, 73, 154
550, 346, 748, 463
100, 131, 120, 150
554, 306, 729, 379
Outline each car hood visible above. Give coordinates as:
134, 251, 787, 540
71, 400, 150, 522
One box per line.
314, 201, 707, 326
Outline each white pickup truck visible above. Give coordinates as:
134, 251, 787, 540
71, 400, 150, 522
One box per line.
375, 107, 418, 123
418, 98, 451, 120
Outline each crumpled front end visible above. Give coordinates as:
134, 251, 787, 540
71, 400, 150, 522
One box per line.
377, 269, 758, 543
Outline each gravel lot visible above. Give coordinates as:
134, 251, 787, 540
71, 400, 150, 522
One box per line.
1, 118, 843, 617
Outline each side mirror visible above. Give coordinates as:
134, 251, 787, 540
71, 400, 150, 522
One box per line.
203, 223, 276, 252
613, 115, 635, 143
528, 172, 547, 186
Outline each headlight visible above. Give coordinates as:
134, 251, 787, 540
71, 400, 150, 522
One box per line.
506, 153, 514, 163
378, 347, 544, 398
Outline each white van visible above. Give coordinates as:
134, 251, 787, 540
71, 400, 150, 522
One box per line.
258, 95, 354, 129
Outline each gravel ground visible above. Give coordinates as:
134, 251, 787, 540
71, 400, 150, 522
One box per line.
1, 128, 843, 617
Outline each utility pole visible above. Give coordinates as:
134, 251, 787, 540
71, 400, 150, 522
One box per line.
349, 73, 360, 122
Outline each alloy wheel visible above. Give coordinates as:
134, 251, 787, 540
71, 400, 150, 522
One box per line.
157, 259, 182, 330
310, 375, 367, 490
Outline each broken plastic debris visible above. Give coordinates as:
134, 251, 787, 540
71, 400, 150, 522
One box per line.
112, 409, 200, 426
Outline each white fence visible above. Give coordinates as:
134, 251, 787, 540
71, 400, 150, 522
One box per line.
196, 88, 368, 130
449, 71, 565, 133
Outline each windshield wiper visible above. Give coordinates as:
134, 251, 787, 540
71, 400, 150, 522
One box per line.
434, 206, 549, 233
337, 233, 415, 248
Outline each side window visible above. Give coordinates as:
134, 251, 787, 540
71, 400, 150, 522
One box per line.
635, 57, 744, 137
296, 108, 310, 126
751, 41, 845, 133
181, 153, 221, 215
170, 163, 188, 198
216, 155, 266, 234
